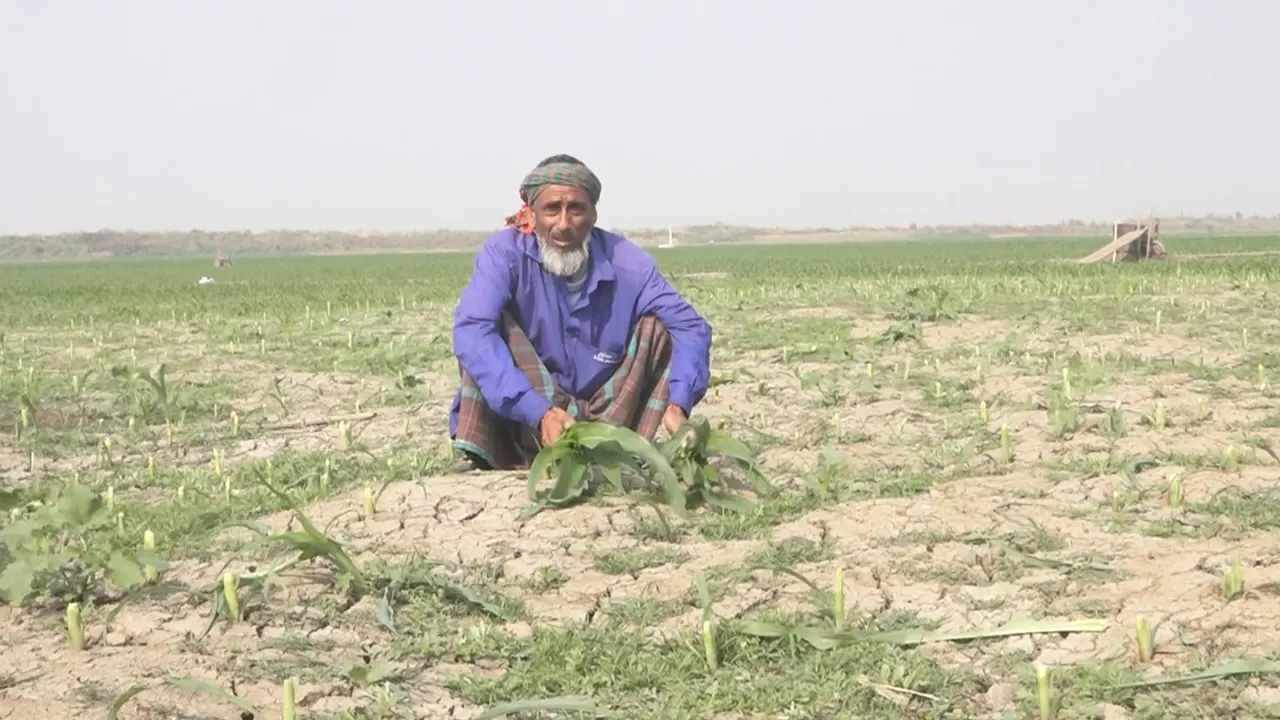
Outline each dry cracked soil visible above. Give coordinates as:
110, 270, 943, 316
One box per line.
3, 248, 1280, 719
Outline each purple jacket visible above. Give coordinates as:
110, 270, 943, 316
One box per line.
449, 226, 712, 434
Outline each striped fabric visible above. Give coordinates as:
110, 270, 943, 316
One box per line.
505, 155, 602, 234
452, 313, 672, 470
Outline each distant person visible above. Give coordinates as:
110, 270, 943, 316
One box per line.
448, 154, 713, 470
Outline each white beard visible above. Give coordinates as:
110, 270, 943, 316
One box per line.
538, 232, 591, 278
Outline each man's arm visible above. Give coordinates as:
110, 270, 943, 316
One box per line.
452, 241, 554, 428
636, 266, 713, 414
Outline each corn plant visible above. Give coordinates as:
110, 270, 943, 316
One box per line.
658, 414, 775, 513
372, 555, 517, 627
1223, 556, 1245, 601
526, 416, 771, 516
526, 422, 682, 511
110, 363, 178, 427
205, 477, 367, 627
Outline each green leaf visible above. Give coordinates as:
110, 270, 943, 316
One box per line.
699, 462, 722, 485
135, 548, 169, 575
0, 489, 22, 512
428, 576, 516, 620
657, 431, 687, 458
735, 620, 791, 638
735, 616, 1107, 651
107, 553, 145, 589
0, 516, 38, 548
855, 617, 1108, 646
212, 518, 275, 537
578, 423, 680, 488
0, 559, 36, 605
105, 685, 148, 720
528, 444, 567, 501
258, 478, 367, 595
347, 662, 399, 687
165, 676, 259, 714
263, 530, 331, 558
54, 484, 100, 527
703, 488, 757, 514
744, 464, 777, 497
600, 463, 624, 493
688, 415, 713, 449
705, 429, 757, 464
752, 563, 829, 599
730, 619, 840, 649
661, 467, 689, 515
548, 457, 590, 506
577, 442, 639, 475
1114, 658, 1280, 689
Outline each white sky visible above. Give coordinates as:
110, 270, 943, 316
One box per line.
2, 0, 1277, 234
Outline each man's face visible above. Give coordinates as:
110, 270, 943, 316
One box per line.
530, 184, 596, 277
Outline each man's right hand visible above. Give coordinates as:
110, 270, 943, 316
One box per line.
539, 406, 575, 446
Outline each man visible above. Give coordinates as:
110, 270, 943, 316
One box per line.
448, 154, 713, 470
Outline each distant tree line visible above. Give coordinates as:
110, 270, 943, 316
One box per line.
3, 214, 1279, 261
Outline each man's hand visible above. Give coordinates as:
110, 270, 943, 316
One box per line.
539, 406, 575, 446
662, 403, 687, 435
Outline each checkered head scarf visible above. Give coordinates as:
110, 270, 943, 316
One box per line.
504, 154, 602, 233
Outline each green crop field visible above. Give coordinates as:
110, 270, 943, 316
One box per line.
2, 234, 1280, 719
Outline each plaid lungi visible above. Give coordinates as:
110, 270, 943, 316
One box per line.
451, 314, 673, 470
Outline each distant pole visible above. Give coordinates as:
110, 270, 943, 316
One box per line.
661, 226, 675, 248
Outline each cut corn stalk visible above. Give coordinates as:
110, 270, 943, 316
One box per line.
282, 676, 297, 720
1135, 615, 1153, 663
1223, 557, 1245, 601
833, 567, 845, 631
67, 602, 84, 651
702, 620, 718, 670
1166, 473, 1183, 507
222, 572, 240, 621
143, 530, 157, 582
1035, 662, 1053, 720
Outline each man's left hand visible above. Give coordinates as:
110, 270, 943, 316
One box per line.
662, 403, 687, 435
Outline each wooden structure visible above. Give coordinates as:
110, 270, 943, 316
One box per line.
214, 249, 232, 267
1079, 218, 1167, 264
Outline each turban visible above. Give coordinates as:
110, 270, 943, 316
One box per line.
506, 155, 601, 233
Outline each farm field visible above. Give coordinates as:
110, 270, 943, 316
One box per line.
2, 234, 1280, 719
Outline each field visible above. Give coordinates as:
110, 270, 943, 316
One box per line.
2, 234, 1280, 719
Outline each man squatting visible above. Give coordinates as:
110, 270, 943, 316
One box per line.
447, 154, 714, 470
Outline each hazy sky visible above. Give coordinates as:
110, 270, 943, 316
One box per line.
2, 1, 1276, 234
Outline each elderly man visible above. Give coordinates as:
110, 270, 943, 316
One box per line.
448, 154, 713, 470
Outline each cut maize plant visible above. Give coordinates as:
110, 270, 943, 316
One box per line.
526, 416, 771, 516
